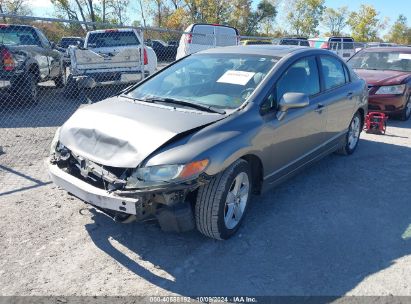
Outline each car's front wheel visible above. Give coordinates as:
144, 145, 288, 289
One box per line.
195, 159, 252, 240
336, 111, 362, 155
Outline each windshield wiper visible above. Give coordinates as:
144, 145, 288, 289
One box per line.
142, 97, 226, 114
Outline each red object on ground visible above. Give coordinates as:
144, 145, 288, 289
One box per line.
364, 112, 388, 134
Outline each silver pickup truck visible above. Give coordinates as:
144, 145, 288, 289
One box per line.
65, 28, 157, 98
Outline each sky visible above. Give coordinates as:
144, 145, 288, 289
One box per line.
30, 0, 411, 35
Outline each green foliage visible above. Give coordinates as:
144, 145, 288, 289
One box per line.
287, 0, 325, 36
347, 4, 385, 42
386, 15, 411, 45
321, 6, 348, 36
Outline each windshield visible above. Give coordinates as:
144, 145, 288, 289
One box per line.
0, 26, 40, 46
127, 53, 279, 110
348, 51, 411, 72
87, 31, 140, 48
60, 38, 83, 48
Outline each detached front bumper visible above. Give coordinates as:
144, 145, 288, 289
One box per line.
49, 163, 139, 215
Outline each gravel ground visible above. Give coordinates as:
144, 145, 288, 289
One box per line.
1, 85, 411, 297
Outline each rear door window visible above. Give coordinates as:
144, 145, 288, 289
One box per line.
0, 26, 40, 46
191, 25, 214, 46
87, 31, 140, 48
320, 56, 347, 90
343, 38, 354, 50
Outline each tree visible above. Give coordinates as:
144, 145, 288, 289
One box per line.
109, 0, 129, 25
321, 6, 348, 36
347, 4, 385, 42
287, 0, 325, 37
386, 15, 411, 45
0, 0, 31, 16
228, 0, 252, 34
245, 0, 277, 36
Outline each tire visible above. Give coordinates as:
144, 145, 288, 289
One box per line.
195, 159, 252, 240
64, 75, 79, 99
399, 96, 411, 121
336, 111, 362, 155
16, 72, 38, 105
54, 68, 67, 88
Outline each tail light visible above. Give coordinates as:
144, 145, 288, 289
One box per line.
2, 49, 15, 71
143, 48, 148, 65
185, 33, 192, 44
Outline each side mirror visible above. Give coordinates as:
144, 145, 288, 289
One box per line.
277, 92, 309, 120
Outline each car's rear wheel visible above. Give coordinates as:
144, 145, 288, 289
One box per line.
195, 159, 252, 240
64, 75, 80, 99
336, 111, 362, 155
54, 68, 67, 88
17, 72, 38, 106
400, 96, 411, 121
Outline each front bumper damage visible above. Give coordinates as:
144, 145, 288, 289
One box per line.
49, 163, 139, 215
48, 156, 206, 232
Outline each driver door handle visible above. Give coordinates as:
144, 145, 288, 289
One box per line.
315, 103, 325, 113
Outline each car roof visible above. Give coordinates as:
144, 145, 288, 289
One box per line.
197, 45, 313, 57
361, 47, 411, 53
88, 28, 134, 34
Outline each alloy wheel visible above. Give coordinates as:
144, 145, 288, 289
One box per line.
224, 172, 250, 230
348, 116, 361, 150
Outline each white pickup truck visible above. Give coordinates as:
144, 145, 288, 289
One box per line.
65, 28, 157, 98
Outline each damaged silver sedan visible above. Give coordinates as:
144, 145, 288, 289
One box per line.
49, 45, 368, 240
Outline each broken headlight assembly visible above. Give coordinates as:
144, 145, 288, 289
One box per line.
126, 159, 209, 189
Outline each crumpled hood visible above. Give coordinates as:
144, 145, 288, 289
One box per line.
354, 69, 411, 86
59, 96, 224, 168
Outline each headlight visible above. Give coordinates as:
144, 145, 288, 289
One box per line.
49, 127, 61, 155
126, 159, 209, 188
375, 84, 405, 95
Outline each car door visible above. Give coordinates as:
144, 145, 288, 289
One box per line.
318, 55, 357, 141
36, 29, 61, 78
191, 24, 215, 54
260, 56, 327, 183
214, 26, 237, 47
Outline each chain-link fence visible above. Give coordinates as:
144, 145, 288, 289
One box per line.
0, 15, 255, 194
0, 14, 401, 195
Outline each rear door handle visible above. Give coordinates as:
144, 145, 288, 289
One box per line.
315, 103, 325, 113
347, 92, 353, 99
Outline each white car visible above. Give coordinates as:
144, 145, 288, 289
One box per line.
176, 23, 239, 60
309, 37, 356, 61
66, 28, 157, 97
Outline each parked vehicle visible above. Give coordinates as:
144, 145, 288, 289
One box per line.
145, 39, 177, 61
176, 23, 239, 60
348, 47, 411, 120
66, 28, 157, 98
58, 37, 84, 49
366, 42, 398, 48
278, 37, 310, 47
168, 40, 179, 47
49, 46, 367, 240
0, 24, 66, 104
241, 39, 272, 45
57, 37, 85, 66
309, 37, 355, 61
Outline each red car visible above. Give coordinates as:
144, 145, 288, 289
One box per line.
348, 47, 411, 121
